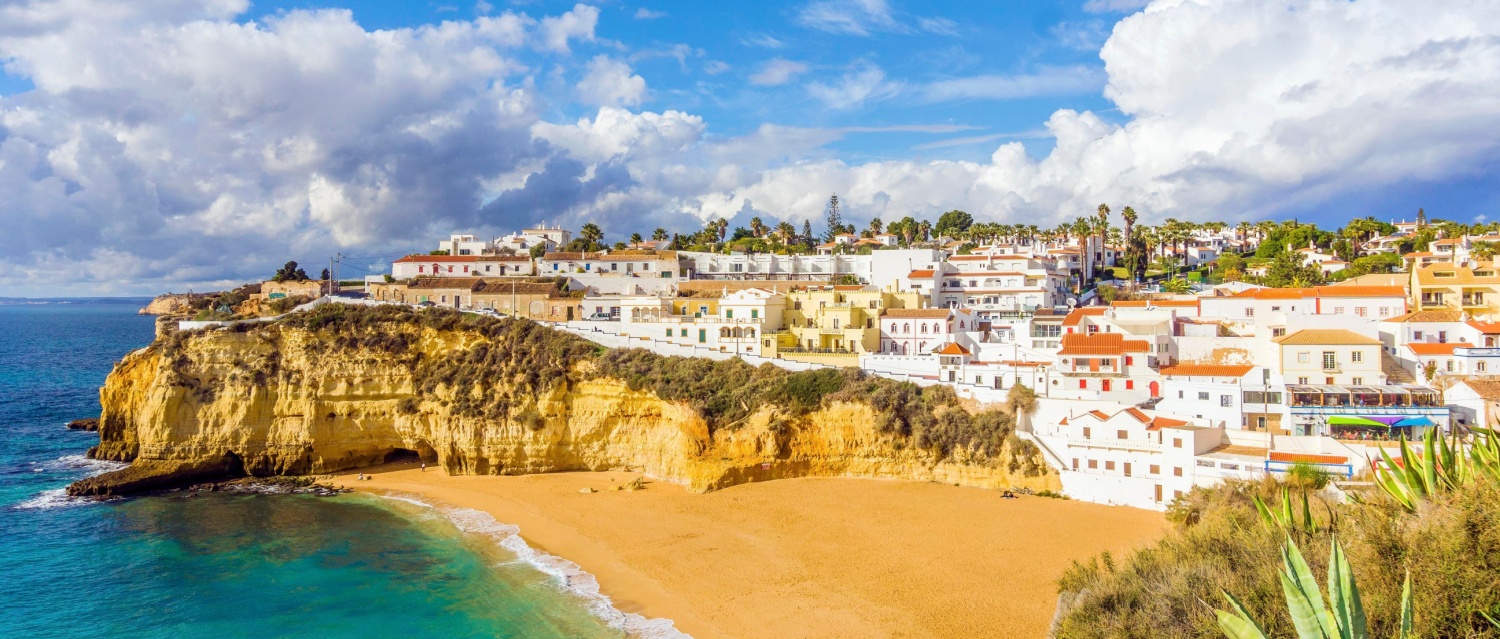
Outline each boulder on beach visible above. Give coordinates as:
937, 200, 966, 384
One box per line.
65, 418, 99, 431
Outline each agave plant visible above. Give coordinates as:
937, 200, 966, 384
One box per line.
1217, 536, 1412, 639
1373, 427, 1500, 512
1252, 487, 1326, 536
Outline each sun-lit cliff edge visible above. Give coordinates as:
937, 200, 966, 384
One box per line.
70, 304, 1055, 496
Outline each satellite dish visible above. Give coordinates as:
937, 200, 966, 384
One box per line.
1067, 298, 1077, 307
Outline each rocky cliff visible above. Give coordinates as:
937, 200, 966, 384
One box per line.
72, 305, 1055, 496
138, 293, 212, 315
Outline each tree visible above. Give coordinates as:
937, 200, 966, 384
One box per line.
529, 244, 547, 259
579, 223, 604, 250
1262, 250, 1324, 288
802, 220, 815, 249
629, 233, 643, 246
824, 194, 842, 242
934, 210, 974, 239
1217, 253, 1247, 274
749, 216, 767, 238
1095, 203, 1111, 280
320, 268, 330, 281
917, 219, 932, 242
652, 227, 669, 242
868, 217, 884, 235
272, 261, 310, 282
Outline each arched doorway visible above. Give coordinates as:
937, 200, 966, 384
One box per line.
1149, 381, 1160, 398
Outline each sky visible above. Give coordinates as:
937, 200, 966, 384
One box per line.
1, 0, 1499, 296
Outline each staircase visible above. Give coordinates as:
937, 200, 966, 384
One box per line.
1383, 352, 1417, 384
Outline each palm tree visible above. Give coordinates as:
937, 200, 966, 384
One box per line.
749, 216, 767, 238
651, 227, 669, 242
775, 221, 796, 246
579, 223, 604, 250
1095, 203, 1111, 280
629, 232, 643, 246
715, 218, 729, 245
869, 217, 883, 235
917, 220, 932, 242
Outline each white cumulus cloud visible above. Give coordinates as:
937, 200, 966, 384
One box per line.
575, 55, 646, 107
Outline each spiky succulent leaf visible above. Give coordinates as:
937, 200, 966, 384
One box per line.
1399, 571, 1414, 639
1281, 540, 1335, 639
1216, 591, 1270, 639
1326, 537, 1366, 639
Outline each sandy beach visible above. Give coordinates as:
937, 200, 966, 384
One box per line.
334, 466, 1164, 639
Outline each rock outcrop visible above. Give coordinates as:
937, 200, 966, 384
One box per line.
72, 306, 1056, 496
139, 293, 213, 315
65, 418, 99, 431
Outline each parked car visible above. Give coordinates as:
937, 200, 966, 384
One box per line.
585, 312, 616, 321
416, 301, 435, 308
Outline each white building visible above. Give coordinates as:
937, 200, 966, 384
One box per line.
678, 249, 940, 287
878, 308, 978, 355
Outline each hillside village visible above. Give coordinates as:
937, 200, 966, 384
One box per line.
207, 205, 1500, 510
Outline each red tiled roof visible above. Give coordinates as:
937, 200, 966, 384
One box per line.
907, 269, 936, 278
1227, 286, 1405, 299
1159, 364, 1255, 378
1149, 416, 1191, 429
935, 342, 971, 355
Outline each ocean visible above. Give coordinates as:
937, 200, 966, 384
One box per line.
0, 302, 663, 639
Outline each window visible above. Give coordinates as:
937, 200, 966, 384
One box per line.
1298, 377, 1309, 384
1351, 351, 1363, 363
1072, 458, 1079, 471
1379, 307, 1389, 317
1298, 352, 1310, 363
1149, 464, 1160, 475
1351, 377, 1363, 385
1246, 308, 1254, 317
1221, 395, 1233, 407
1447, 360, 1454, 372
1271, 306, 1281, 311
1178, 390, 1185, 399
751, 309, 759, 319
1105, 461, 1116, 471
725, 310, 733, 319
1082, 427, 1091, 439
1079, 379, 1087, 389
1174, 467, 1183, 477
1126, 380, 1134, 390
1413, 331, 1423, 340
1356, 307, 1367, 317
698, 329, 706, 343
1333, 307, 1344, 314
1087, 459, 1098, 469
1173, 438, 1183, 448
1273, 328, 1287, 337
1480, 362, 1488, 373
1439, 331, 1448, 343
1198, 392, 1210, 401
1322, 352, 1337, 369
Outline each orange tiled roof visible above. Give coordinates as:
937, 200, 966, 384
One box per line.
1148, 416, 1191, 430
1061, 307, 1108, 326
1270, 451, 1348, 465
1229, 286, 1405, 299
394, 254, 480, 263
935, 342, 971, 355
1407, 342, 1469, 356
1057, 332, 1150, 355
907, 269, 937, 278
1468, 321, 1500, 334
882, 308, 953, 319
1159, 364, 1255, 377
1384, 310, 1463, 323
1273, 329, 1381, 346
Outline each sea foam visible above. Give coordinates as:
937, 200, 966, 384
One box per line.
12, 455, 128, 510
380, 493, 693, 639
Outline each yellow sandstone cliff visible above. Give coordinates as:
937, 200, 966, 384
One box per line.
72, 309, 1056, 496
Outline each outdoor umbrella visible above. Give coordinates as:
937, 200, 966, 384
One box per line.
1393, 417, 1435, 428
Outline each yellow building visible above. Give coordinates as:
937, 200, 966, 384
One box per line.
1410, 262, 1500, 313
765, 285, 922, 358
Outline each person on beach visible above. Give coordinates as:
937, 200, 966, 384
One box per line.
421, 462, 426, 472
357, 473, 364, 481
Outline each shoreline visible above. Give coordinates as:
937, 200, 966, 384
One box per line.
332, 464, 1166, 639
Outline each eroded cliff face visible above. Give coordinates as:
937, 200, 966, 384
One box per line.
72, 318, 1056, 496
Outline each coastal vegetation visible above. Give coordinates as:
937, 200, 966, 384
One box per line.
1054, 430, 1500, 639
96, 303, 1053, 497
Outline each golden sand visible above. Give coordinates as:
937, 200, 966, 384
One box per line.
334, 466, 1164, 639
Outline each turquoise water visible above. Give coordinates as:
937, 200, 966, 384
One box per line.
0, 303, 663, 639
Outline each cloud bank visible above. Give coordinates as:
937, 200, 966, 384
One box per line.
0, 0, 1497, 295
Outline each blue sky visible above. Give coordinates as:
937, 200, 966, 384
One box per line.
0, 0, 1498, 295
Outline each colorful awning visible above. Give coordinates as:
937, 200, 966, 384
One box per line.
1328, 416, 1389, 428
1393, 417, 1435, 428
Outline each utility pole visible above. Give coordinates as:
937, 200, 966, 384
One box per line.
329, 256, 335, 297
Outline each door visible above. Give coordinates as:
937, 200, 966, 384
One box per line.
1124, 462, 1132, 477
1102, 379, 1111, 392
1154, 484, 1163, 502
1149, 381, 1160, 398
